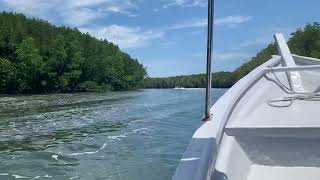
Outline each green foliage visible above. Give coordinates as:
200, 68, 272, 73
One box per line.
0, 58, 17, 93
289, 22, 320, 58
230, 43, 277, 83
15, 37, 44, 92
144, 72, 232, 89
0, 12, 146, 94
79, 81, 112, 92
144, 23, 320, 89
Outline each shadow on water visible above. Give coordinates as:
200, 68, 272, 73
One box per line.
0, 121, 127, 154
0, 93, 138, 118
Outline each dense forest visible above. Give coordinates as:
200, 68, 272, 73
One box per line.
144, 23, 320, 89
0, 12, 146, 94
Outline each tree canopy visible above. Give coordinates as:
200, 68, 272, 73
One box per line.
144, 23, 320, 89
0, 12, 146, 94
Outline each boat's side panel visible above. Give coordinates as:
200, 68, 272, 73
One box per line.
172, 56, 281, 180
293, 54, 320, 92
293, 54, 320, 65
215, 135, 252, 180
172, 138, 217, 180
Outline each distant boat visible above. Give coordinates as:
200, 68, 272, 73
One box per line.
173, 33, 320, 180
174, 86, 185, 90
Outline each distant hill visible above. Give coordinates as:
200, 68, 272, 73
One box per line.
0, 12, 146, 94
144, 23, 320, 89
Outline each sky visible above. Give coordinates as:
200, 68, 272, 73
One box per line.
0, 0, 319, 77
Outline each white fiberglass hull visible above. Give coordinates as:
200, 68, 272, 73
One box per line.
173, 34, 320, 180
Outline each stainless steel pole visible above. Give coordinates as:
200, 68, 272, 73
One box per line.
204, 0, 214, 121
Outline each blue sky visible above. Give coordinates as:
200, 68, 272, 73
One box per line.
0, 0, 319, 77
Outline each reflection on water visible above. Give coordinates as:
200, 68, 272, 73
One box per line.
0, 89, 227, 180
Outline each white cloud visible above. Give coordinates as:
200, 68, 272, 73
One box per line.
60, 7, 103, 27
235, 26, 294, 50
215, 52, 251, 61
0, 0, 253, 51
1, 0, 59, 17
103, 1, 137, 17
68, 0, 106, 7
191, 51, 251, 62
238, 37, 271, 49
163, 0, 207, 8
80, 25, 164, 49
0, 0, 162, 49
215, 16, 252, 27
0, 0, 137, 26
167, 15, 252, 30
167, 18, 206, 30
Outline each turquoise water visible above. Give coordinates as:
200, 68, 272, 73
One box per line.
0, 89, 227, 180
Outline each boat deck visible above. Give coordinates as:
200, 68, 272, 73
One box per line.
247, 166, 320, 180
226, 66, 320, 138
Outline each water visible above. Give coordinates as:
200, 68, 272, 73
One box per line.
0, 89, 227, 180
